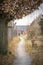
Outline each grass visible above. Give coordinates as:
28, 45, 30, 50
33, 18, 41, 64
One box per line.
25, 38, 43, 65
0, 36, 20, 65
8, 36, 20, 55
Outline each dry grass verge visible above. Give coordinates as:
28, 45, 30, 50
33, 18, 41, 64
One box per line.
8, 36, 20, 55
0, 36, 20, 65
25, 40, 43, 65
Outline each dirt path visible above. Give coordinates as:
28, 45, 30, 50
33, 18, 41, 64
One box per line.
12, 37, 32, 65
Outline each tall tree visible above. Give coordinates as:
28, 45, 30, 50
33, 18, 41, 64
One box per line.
0, 0, 42, 54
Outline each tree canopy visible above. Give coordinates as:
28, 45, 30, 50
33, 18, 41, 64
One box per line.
0, 0, 42, 21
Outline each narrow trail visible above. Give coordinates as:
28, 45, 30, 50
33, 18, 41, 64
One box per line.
13, 37, 32, 65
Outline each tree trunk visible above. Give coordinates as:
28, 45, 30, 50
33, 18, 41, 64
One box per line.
0, 22, 8, 55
